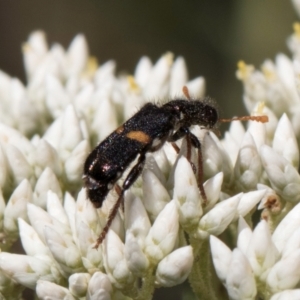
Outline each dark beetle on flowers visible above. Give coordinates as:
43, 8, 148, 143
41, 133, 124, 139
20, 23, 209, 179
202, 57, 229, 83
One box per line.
83, 86, 268, 248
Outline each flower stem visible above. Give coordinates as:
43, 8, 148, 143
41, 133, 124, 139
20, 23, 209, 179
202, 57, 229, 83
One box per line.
136, 268, 155, 300
189, 238, 228, 300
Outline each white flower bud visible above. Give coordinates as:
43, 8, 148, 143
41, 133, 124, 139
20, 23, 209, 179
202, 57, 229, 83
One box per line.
272, 113, 299, 169
281, 228, 300, 259
221, 121, 245, 165
23, 31, 48, 79
134, 56, 152, 88
75, 189, 101, 242
185, 76, 205, 99
257, 105, 278, 143
125, 231, 149, 276
5, 144, 34, 186
170, 57, 188, 97
0, 123, 34, 161
34, 139, 62, 178
59, 105, 84, 159
65, 139, 90, 183
68, 273, 90, 298
271, 289, 300, 300
144, 52, 173, 99
247, 119, 266, 150
103, 230, 133, 288
260, 145, 300, 202
203, 132, 232, 185
234, 132, 262, 191
45, 74, 70, 118
155, 246, 193, 287
145, 200, 179, 264
124, 193, 151, 242
95, 60, 116, 87
10, 79, 40, 136
142, 169, 170, 219
33, 168, 62, 208
76, 220, 102, 272
44, 225, 83, 272
210, 235, 232, 283
174, 156, 202, 229
36, 280, 76, 300
235, 190, 266, 220
145, 154, 167, 186
73, 83, 94, 115
50, 43, 66, 78
4, 179, 32, 235
267, 249, 300, 293
0, 253, 59, 289
226, 249, 257, 300
87, 272, 112, 300
198, 193, 241, 237
246, 220, 279, 280
92, 97, 118, 142
66, 34, 89, 77
64, 193, 76, 237
237, 217, 252, 255
203, 172, 223, 212
43, 116, 64, 150
27, 203, 51, 242
46, 191, 68, 226
18, 218, 49, 257
276, 54, 300, 105
272, 201, 300, 253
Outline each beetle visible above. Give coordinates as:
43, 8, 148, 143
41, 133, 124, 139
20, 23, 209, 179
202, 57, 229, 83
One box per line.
83, 87, 268, 248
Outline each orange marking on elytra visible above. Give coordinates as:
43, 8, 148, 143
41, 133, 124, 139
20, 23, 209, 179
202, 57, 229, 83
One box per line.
126, 131, 151, 144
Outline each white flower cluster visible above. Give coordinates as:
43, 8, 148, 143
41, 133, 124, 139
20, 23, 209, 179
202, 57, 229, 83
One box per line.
208, 4, 300, 298
1, 3, 300, 298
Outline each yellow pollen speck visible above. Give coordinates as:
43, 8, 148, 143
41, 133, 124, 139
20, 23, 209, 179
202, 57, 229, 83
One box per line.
83, 56, 98, 78
22, 42, 31, 53
126, 131, 151, 144
293, 22, 300, 38
237, 60, 246, 70
164, 52, 174, 67
236, 60, 254, 81
262, 66, 275, 81
127, 76, 140, 93
256, 102, 265, 114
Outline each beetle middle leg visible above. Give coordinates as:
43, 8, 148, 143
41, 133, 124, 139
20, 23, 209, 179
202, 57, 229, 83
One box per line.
94, 153, 146, 249
169, 127, 207, 203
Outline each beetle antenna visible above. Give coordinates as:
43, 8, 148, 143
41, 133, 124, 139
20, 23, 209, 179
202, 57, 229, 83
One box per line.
219, 115, 268, 123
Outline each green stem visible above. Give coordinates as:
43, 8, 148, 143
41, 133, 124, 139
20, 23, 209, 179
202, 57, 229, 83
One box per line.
189, 238, 228, 300
136, 268, 155, 300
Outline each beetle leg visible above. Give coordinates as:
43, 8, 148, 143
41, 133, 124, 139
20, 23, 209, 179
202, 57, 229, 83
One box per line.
188, 132, 207, 204
169, 127, 207, 204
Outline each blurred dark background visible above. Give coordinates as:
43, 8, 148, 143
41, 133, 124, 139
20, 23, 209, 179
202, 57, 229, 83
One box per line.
0, 0, 298, 119
0, 1, 298, 299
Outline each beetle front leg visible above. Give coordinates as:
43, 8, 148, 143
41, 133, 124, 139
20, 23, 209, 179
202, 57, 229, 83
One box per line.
169, 128, 207, 204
